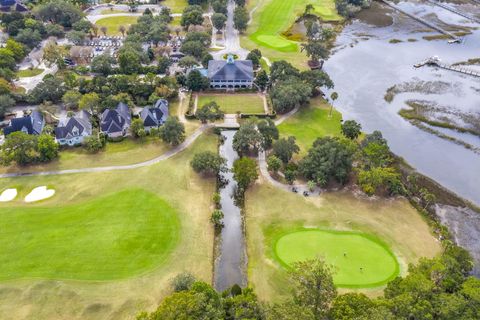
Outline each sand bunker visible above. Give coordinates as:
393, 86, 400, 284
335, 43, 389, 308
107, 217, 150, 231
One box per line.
0, 189, 17, 202
25, 186, 55, 203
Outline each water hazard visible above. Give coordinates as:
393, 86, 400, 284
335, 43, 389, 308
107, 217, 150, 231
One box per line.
214, 130, 247, 292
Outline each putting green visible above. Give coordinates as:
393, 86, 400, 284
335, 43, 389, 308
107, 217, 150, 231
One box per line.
274, 229, 400, 288
249, 0, 342, 52
0, 189, 180, 281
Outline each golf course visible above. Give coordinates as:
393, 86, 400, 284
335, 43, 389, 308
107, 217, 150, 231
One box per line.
274, 229, 399, 288
245, 184, 441, 300
0, 189, 180, 281
248, 0, 341, 52
0, 133, 217, 320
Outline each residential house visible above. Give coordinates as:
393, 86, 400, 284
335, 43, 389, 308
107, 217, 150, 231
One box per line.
140, 99, 169, 132
100, 102, 131, 138
3, 111, 44, 136
207, 55, 254, 89
54, 110, 92, 146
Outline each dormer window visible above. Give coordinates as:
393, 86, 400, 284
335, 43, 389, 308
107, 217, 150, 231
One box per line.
72, 126, 79, 136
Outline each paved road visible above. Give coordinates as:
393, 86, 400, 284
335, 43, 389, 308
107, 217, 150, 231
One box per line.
14, 39, 59, 92
211, 0, 249, 59
0, 125, 211, 179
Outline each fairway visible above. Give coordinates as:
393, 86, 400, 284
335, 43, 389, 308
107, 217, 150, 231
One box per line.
278, 98, 342, 154
95, 16, 138, 35
197, 93, 266, 114
274, 229, 400, 288
0, 189, 179, 281
249, 0, 341, 52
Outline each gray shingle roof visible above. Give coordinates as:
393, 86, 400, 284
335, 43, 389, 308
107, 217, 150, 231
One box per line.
101, 102, 131, 135
208, 59, 254, 81
3, 111, 44, 136
140, 99, 169, 127
55, 110, 92, 140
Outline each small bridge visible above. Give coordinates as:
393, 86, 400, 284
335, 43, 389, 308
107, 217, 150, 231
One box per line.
414, 56, 480, 78
427, 0, 480, 23
381, 0, 461, 42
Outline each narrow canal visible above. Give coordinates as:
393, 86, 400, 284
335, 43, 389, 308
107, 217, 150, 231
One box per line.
214, 130, 247, 292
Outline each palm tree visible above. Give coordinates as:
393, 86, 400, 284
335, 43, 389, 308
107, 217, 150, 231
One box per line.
100, 26, 107, 36
329, 92, 338, 119
118, 25, 126, 37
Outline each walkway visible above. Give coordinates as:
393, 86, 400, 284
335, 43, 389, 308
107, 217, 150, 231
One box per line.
427, 0, 480, 24
0, 124, 211, 179
381, 0, 460, 41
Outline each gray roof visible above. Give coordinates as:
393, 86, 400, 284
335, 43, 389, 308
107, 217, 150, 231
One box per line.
208, 58, 254, 81
140, 99, 169, 127
3, 111, 44, 135
100, 102, 131, 135
55, 110, 92, 140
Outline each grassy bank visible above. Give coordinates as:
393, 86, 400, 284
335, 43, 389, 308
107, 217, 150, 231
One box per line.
277, 97, 342, 155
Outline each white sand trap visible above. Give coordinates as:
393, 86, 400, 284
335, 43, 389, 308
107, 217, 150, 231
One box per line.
25, 186, 55, 203
0, 189, 17, 202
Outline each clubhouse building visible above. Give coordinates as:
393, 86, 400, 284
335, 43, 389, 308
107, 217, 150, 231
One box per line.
207, 55, 254, 89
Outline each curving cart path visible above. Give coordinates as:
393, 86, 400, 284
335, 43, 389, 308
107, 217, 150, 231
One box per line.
0, 124, 211, 179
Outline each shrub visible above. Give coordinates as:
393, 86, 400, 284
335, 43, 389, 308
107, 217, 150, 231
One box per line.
171, 272, 196, 292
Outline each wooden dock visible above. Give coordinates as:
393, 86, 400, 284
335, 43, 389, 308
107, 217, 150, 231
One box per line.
381, 0, 460, 41
414, 57, 480, 78
427, 0, 480, 23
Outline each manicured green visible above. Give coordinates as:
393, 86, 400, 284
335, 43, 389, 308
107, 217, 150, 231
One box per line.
249, 0, 341, 52
95, 16, 138, 35
16, 68, 44, 78
274, 229, 400, 288
197, 94, 265, 114
313, 0, 342, 21
0, 189, 180, 281
278, 98, 342, 154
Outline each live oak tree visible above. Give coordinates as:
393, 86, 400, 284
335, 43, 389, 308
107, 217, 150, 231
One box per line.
272, 136, 299, 164
257, 118, 279, 149
233, 6, 248, 33
289, 259, 337, 320
196, 101, 225, 123
159, 116, 185, 146
299, 137, 353, 186
233, 157, 258, 190
341, 120, 362, 140
190, 151, 226, 176
211, 13, 227, 31
233, 121, 263, 155
267, 155, 282, 173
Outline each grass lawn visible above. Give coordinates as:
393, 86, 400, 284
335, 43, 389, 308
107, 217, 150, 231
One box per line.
274, 229, 399, 288
197, 93, 266, 114
0, 132, 217, 320
16, 68, 44, 78
0, 189, 180, 281
245, 184, 442, 301
95, 16, 138, 35
278, 97, 342, 155
161, 0, 188, 13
